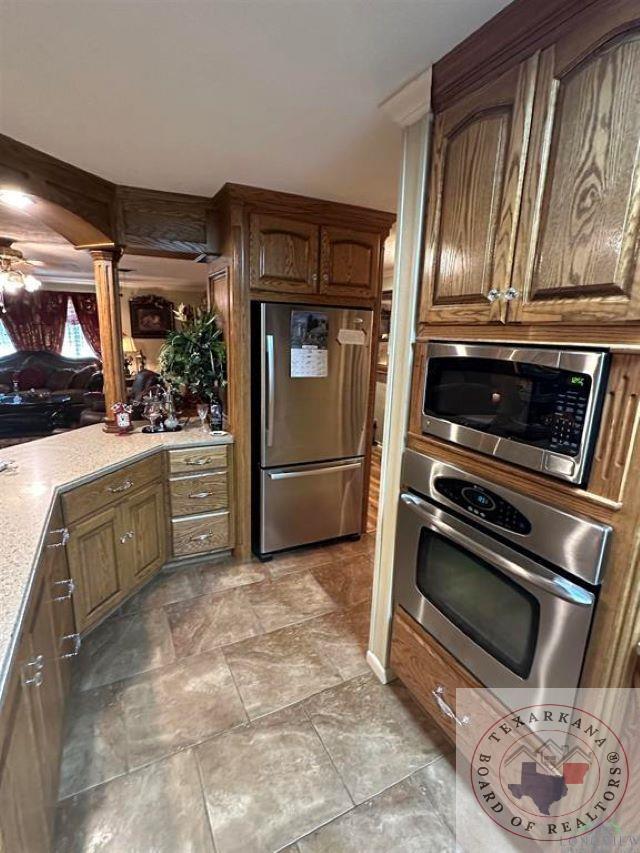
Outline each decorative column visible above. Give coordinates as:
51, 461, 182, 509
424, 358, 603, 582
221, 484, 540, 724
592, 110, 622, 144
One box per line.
90, 247, 127, 431
366, 71, 432, 683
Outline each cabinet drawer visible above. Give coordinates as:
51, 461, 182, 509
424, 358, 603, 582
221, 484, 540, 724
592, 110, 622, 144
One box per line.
391, 607, 480, 745
168, 445, 228, 475
171, 511, 231, 557
170, 471, 228, 517
62, 457, 158, 524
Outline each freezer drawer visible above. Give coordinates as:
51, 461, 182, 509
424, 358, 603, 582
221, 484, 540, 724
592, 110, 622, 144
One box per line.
260, 458, 364, 554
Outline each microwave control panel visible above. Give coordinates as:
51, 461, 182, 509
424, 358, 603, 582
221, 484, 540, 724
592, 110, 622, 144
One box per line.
549, 381, 590, 456
434, 477, 532, 535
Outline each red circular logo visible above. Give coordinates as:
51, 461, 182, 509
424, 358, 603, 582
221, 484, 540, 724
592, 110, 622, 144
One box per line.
470, 703, 629, 842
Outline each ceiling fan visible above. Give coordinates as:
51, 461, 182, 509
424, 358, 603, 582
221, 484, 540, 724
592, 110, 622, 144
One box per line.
0, 237, 43, 312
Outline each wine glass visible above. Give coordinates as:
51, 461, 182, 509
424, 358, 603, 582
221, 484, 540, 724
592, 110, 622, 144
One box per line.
196, 402, 209, 433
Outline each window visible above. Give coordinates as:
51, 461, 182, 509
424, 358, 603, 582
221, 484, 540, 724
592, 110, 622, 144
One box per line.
0, 320, 16, 357
61, 297, 96, 359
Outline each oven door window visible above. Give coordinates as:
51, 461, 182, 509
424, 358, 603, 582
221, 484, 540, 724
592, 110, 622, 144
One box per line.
416, 529, 540, 678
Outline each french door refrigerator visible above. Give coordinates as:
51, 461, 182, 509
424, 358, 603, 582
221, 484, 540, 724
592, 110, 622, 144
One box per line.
252, 302, 374, 557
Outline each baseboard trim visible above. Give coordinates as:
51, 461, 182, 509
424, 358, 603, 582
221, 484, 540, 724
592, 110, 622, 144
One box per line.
366, 650, 396, 684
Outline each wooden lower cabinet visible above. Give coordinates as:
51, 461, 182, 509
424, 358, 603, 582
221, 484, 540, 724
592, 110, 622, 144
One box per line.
391, 607, 481, 745
124, 481, 166, 587
65, 476, 166, 633
0, 504, 75, 852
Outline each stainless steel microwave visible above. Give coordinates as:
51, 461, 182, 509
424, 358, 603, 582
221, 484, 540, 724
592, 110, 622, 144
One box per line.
421, 342, 610, 485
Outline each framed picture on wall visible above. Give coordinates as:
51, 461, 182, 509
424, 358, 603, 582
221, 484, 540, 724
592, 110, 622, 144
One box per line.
129, 295, 175, 338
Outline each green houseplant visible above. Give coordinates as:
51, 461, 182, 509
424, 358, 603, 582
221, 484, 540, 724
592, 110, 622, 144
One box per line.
159, 304, 227, 406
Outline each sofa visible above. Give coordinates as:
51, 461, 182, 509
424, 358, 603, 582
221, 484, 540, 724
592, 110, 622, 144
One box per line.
0, 351, 103, 421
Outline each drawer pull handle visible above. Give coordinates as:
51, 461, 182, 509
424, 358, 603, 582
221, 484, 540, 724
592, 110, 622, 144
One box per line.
184, 456, 215, 466
60, 633, 82, 659
52, 578, 75, 601
47, 527, 70, 548
21, 655, 44, 688
190, 531, 213, 542
107, 479, 133, 493
189, 490, 215, 499
120, 530, 134, 544
431, 685, 470, 727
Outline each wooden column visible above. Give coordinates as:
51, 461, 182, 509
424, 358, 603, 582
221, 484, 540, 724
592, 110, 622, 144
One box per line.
90, 248, 126, 431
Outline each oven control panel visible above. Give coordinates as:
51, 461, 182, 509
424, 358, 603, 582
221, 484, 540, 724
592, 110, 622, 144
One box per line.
433, 477, 532, 535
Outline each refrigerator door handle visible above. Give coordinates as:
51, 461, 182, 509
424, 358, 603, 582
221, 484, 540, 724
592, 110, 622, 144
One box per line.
266, 334, 275, 447
268, 462, 362, 480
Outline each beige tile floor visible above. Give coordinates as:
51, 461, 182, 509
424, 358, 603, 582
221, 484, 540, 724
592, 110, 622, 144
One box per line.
55, 535, 457, 852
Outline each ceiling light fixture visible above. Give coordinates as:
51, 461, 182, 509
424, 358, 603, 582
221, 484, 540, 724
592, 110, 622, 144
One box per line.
0, 189, 34, 210
0, 238, 42, 312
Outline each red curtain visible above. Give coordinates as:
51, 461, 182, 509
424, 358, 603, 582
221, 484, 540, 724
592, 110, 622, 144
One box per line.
71, 293, 101, 357
3, 291, 68, 352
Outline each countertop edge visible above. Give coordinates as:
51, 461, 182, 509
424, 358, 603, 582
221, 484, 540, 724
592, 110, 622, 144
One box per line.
0, 430, 234, 712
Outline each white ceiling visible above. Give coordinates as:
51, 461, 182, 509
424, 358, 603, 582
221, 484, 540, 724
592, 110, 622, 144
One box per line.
0, 0, 509, 212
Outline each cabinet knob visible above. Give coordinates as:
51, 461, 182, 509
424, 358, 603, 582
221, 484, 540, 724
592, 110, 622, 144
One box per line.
120, 530, 134, 544
486, 288, 502, 303
322, 273, 329, 284
504, 287, 520, 301
190, 531, 213, 542
431, 684, 470, 727
107, 478, 133, 493
21, 655, 44, 688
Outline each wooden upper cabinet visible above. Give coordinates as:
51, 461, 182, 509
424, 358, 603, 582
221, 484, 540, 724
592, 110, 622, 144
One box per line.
319, 226, 381, 297
419, 55, 538, 324
249, 213, 319, 293
512, 9, 640, 324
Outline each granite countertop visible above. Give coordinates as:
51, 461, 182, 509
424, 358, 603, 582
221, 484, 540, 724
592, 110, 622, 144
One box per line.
0, 423, 234, 707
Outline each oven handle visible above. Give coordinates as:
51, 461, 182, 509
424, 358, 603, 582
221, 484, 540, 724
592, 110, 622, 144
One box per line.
400, 493, 595, 607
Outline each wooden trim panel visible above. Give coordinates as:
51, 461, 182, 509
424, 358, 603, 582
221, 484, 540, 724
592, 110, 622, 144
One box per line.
391, 607, 481, 744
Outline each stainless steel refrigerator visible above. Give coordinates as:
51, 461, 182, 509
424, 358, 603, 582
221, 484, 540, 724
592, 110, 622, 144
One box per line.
253, 302, 374, 557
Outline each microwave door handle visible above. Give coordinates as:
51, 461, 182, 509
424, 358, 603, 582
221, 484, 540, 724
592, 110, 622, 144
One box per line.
400, 493, 594, 607
266, 334, 275, 447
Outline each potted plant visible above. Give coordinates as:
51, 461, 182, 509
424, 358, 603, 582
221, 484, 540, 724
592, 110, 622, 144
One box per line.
159, 304, 227, 416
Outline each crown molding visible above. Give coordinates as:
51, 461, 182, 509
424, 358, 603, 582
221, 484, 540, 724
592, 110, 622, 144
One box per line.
379, 67, 432, 127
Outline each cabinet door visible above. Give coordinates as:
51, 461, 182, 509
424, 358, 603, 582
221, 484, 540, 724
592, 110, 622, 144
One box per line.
0, 667, 50, 853
419, 55, 538, 324
67, 505, 126, 633
25, 572, 65, 816
249, 213, 319, 293
319, 226, 381, 298
512, 9, 640, 323
123, 480, 166, 588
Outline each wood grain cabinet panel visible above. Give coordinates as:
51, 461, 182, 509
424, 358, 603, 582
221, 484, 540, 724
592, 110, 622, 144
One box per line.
67, 505, 126, 632
513, 13, 640, 323
319, 226, 381, 297
123, 481, 166, 587
172, 510, 231, 558
170, 471, 228, 517
168, 445, 228, 475
61, 456, 158, 524
420, 55, 538, 324
0, 667, 50, 853
249, 213, 319, 293
390, 607, 481, 747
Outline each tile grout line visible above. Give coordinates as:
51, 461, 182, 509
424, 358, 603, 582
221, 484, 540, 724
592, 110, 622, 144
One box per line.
193, 745, 220, 853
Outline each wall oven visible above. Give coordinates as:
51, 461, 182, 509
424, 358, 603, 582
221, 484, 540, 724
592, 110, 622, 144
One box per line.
421, 342, 609, 485
394, 450, 611, 692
